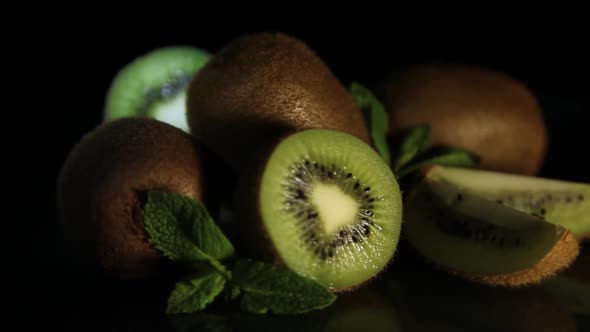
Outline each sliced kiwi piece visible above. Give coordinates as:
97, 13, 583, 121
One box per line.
57, 118, 206, 278
104, 46, 210, 132
186, 33, 369, 170
425, 166, 590, 239
404, 172, 579, 286
254, 129, 402, 291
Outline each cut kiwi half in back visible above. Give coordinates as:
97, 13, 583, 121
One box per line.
254, 129, 402, 291
422, 166, 590, 239
404, 167, 579, 286
104, 46, 210, 132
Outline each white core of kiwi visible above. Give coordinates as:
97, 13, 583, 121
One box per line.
151, 92, 190, 132
310, 183, 360, 235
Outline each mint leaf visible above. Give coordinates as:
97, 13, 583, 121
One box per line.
390, 125, 431, 172
143, 191, 233, 276
231, 259, 336, 315
166, 270, 226, 314
398, 147, 480, 178
350, 82, 391, 164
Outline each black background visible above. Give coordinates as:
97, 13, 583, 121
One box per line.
12, 6, 588, 329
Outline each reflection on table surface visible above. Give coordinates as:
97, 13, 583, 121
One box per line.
58, 245, 589, 331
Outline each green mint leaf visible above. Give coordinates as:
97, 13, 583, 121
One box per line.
397, 147, 480, 178
231, 259, 336, 315
166, 270, 226, 315
144, 191, 234, 269
390, 125, 432, 172
350, 82, 391, 164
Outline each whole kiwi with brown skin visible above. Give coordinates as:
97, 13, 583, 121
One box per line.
57, 118, 207, 279
379, 63, 548, 175
186, 32, 370, 170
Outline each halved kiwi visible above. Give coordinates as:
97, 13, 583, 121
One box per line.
240, 129, 402, 291
424, 166, 590, 239
404, 167, 579, 286
104, 46, 210, 132
57, 118, 207, 278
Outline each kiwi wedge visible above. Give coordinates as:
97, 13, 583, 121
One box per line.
424, 166, 590, 239
240, 129, 402, 291
404, 168, 579, 286
57, 118, 206, 278
186, 33, 369, 170
104, 46, 210, 132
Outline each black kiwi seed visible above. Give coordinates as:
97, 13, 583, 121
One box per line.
540, 208, 546, 215
578, 194, 584, 201
457, 193, 463, 201
497, 200, 503, 204
354, 182, 360, 190
565, 196, 572, 203
346, 173, 352, 179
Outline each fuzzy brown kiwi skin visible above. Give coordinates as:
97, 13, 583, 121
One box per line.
380, 63, 547, 175
447, 230, 580, 287
186, 32, 370, 171
57, 118, 206, 279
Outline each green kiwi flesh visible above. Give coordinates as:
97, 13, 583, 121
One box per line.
404, 175, 566, 275
259, 129, 402, 290
425, 166, 590, 239
104, 46, 210, 132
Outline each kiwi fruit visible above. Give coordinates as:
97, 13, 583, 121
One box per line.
234, 129, 402, 291
380, 63, 547, 175
57, 118, 206, 278
104, 46, 210, 132
403, 167, 579, 286
423, 165, 590, 239
186, 32, 370, 170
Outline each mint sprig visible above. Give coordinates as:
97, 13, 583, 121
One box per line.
232, 259, 336, 315
390, 125, 431, 172
388, 124, 480, 178
167, 270, 226, 314
350, 82, 391, 165
143, 191, 336, 315
397, 146, 480, 178
144, 191, 234, 270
